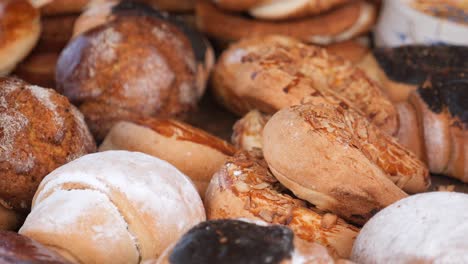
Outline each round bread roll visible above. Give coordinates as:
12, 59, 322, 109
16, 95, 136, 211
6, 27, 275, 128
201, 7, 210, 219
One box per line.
19, 151, 206, 264
153, 219, 336, 264
0, 231, 70, 263
99, 118, 236, 198
213, 0, 353, 20
58, 0, 214, 141
213, 35, 398, 136
205, 150, 359, 259
13, 52, 58, 89
351, 192, 468, 263
262, 101, 430, 225
196, 0, 376, 45
0, 0, 41, 76
0, 77, 96, 229
30, 0, 89, 15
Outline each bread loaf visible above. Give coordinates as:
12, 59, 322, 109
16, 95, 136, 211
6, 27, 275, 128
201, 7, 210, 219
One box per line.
19, 151, 206, 263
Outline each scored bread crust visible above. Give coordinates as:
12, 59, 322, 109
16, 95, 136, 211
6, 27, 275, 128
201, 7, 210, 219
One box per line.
0, 0, 40, 76
205, 151, 359, 259
212, 35, 398, 135
99, 119, 236, 198
262, 102, 430, 225
196, 0, 375, 45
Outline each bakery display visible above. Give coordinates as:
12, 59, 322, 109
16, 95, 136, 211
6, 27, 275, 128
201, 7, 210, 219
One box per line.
213, 35, 398, 136
0, 231, 70, 263
153, 219, 336, 264
352, 192, 468, 263
99, 118, 236, 197
19, 151, 206, 263
0, 77, 96, 230
196, 0, 376, 45
57, 0, 214, 140
0, 0, 41, 76
205, 150, 359, 259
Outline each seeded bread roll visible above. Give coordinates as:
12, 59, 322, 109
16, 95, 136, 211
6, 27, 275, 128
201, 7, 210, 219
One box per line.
213, 35, 398, 136
58, 1, 214, 141
0, 0, 40, 76
205, 151, 359, 259
262, 101, 430, 225
154, 220, 336, 264
196, 0, 376, 45
352, 192, 468, 263
19, 151, 206, 264
99, 118, 236, 197
0, 231, 70, 263
0, 77, 96, 230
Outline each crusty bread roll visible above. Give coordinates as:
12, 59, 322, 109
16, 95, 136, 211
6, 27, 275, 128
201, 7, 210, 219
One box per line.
205, 150, 359, 259
0, 77, 96, 230
196, 0, 376, 45
0, 0, 41, 76
351, 192, 468, 263
213, 35, 398, 136
324, 39, 369, 64
358, 45, 468, 103
262, 101, 430, 225
13, 52, 58, 89
0, 231, 71, 263
153, 219, 336, 264
99, 118, 236, 198
19, 151, 206, 264
232, 110, 271, 151
398, 73, 467, 182
58, 1, 214, 141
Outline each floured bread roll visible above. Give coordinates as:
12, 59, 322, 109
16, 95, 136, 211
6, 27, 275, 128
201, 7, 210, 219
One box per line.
213, 35, 398, 135
196, 0, 376, 45
58, 1, 214, 140
352, 192, 468, 263
262, 101, 430, 225
0, 77, 96, 230
0, 231, 70, 263
19, 151, 206, 264
99, 118, 236, 198
152, 219, 336, 264
205, 151, 359, 259
0, 0, 41, 76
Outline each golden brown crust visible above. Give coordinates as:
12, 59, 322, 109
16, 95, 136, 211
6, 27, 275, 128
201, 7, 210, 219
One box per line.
56, 14, 201, 140
13, 52, 58, 89
205, 151, 359, 259
196, 0, 375, 44
0, 77, 96, 213
0, 0, 40, 76
212, 35, 398, 135
324, 39, 369, 64
262, 102, 430, 225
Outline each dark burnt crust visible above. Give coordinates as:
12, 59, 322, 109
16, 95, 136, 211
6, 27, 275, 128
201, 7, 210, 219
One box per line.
168, 220, 294, 264
418, 72, 468, 127
0, 231, 70, 264
373, 45, 468, 85
111, 0, 209, 63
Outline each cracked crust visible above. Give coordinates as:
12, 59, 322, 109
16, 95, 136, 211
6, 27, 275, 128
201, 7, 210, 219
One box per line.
263, 102, 430, 225
213, 35, 398, 135
205, 151, 359, 259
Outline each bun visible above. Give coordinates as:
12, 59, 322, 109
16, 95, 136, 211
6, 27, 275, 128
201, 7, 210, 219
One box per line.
196, 0, 376, 45
205, 151, 359, 259
154, 219, 335, 264
351, 192, 468, 263
57, 1, 213, 140
13, 52, 58, 89
0, 0, 40, 76
212, 35, 398, 135
0, 231, 70, 263
99, 118, 236, 197
19, 151, 206, 263
0, 77, 96, 225
262, 102, 429, 225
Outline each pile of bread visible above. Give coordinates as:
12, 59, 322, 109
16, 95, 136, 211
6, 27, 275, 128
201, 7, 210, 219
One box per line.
0, 0, 467, 263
